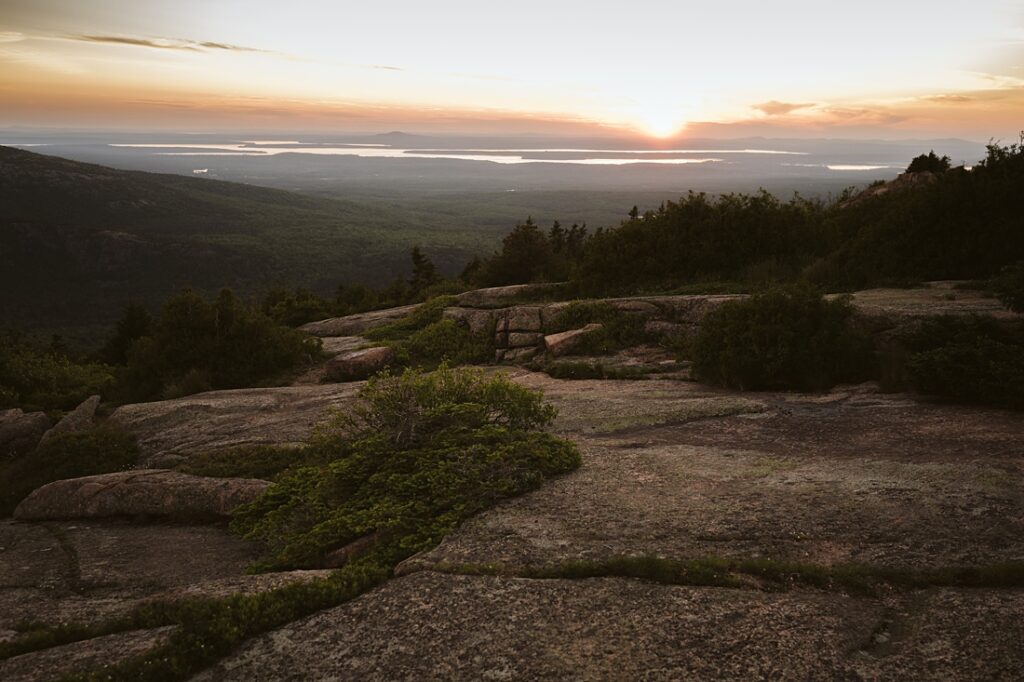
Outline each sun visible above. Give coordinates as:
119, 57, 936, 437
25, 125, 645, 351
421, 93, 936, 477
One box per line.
635, 106, 685, 139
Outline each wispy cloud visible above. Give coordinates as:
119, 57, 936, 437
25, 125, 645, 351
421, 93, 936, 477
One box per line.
68, 34, 272, 53
753, 100, 816, 116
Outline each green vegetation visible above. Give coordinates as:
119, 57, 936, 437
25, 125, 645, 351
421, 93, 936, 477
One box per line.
468, 142, 1024, 296
434, 555, 1024, 597
906, 150, 952, 174
896, 316, 1024, 409
233, 365, 579, 570
992, 260, 1024, 312
175, 445, 312, 481
0, 366, 577, 679
0, 331, 114, 412
546, 301, 652, 355
690, 284, 873, 391
0, 426, 139, 516
118, 289, 320, 401
362, 296, 495, 369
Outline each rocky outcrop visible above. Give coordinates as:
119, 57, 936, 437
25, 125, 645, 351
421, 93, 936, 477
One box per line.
0, 409, 50, 457
109, 383, 359, 464
544, 324, 603, 357
323, 347, 396, 382
39, 394, 100, 444
299, 304, 420, 337
14, 470, 270, 521
454, 282, 566, 309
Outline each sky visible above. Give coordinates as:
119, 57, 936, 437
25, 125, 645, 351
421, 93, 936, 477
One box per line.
1, 0, 1022, 140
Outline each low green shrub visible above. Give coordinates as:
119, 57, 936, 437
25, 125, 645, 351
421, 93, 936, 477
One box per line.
993, 260, 1024, 312
118, 289, 321, 402
0, 331, 114, 412
362, 296, 457, 342
691, 284, 873, 391
398, 319, 495, 367
232, 365, 579, 570
0, 426, 139, 515
898, 316, 1024, 409
176, 445, 315, 481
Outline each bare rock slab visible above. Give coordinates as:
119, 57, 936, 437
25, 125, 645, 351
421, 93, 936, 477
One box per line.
0, 626, 176, 682
14, 470, 269, 521
110, 383, 358, 462
323, 347, 396, 382
299, 304, 419, 337
194, 571, 1024, 680
40, 394, 100, 444
544, 323, 603, 357
0, 408, 50, 457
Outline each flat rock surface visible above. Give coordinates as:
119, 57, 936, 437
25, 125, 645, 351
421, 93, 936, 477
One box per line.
299, 304, 419, 337
1, 626, 176, 682
195, 572, 1024, 681
110, 383, 359, 462
0, 520, 260, 633
845, 285, 1021, 320
404, 372, 1024, 571
14, 469, 270, 521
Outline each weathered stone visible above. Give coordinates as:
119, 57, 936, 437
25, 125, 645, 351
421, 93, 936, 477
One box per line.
299, 304, 419, 337
544, 323, 603, 357
14, 470, 270, 521
110, 384, 359, 463
493, 329, 508, 349
323, 347, 396, 382
319, 336, 368, 356
507, 331, 543, 348
454, 283, 566, 309
644, 319, 686, 337
0, 409, 50, 457
503, 347, 539, 363
442, 307, 495, 334
506, 306, 543, 332
196, 571, 1024, 681
0, 627, 176, 682
609, 299, 660, 316
40, 394, 100, 444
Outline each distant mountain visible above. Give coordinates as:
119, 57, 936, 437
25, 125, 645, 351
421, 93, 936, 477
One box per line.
0, 146, 475, 341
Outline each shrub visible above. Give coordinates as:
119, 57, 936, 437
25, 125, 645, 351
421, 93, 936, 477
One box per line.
177, 445, 313, 480
993, 260, 1024, 312
399, 319, 495, 367
232, 366, 578, 569
898, 316, 1024, 409
906, 150, 951, 174
119, 289, 320, 401
0, 426, 139, 515
362, 295, 456, 342
547, 301, 651, 356
691, 284, 873, 391
0, 331, 114, 412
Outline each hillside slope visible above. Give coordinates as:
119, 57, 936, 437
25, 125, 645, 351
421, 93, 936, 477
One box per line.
0, 146, 477, 338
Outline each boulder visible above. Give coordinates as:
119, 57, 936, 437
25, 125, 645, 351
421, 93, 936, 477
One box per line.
299, 304, 419, 337
14, 470, 270, 521
323, 347, 396, 382
644, 320, 686, 338
507, 332, 544, 348
544, 324, 603, 357
506, 306, 543, 332
455, 283, 566, 309
320, 336, 368, 356
0, 409, 50, 457
503, 347, 539, 364
442, 307, 495, 334
40, 395, 100, 444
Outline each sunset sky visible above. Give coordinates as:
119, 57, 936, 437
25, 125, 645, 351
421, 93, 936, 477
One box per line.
1, 0, 1022, 140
